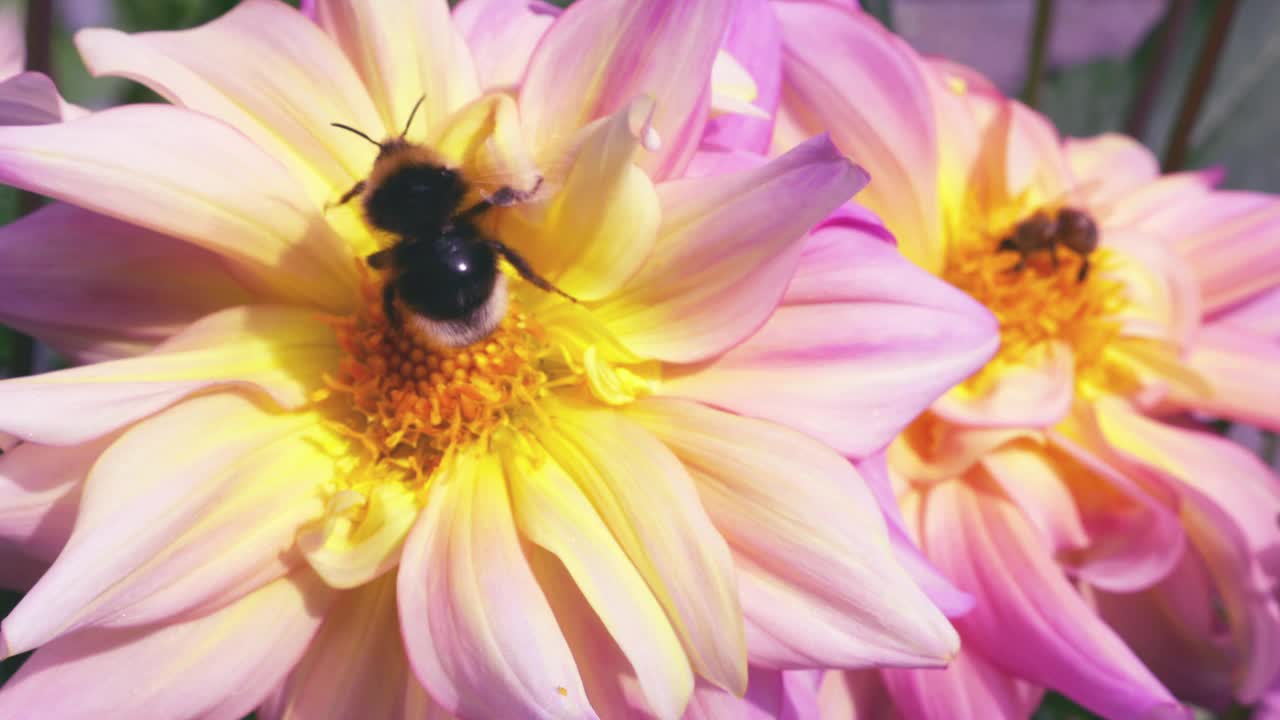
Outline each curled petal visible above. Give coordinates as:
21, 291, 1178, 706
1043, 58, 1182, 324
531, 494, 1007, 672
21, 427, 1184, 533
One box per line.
980, 442, 1089, 553
397, 450, 592, 718
0, 305, 340, 445
1063, 134, 1160, 210
0, 203, 252, 362
76, 0, 383, 205
520, 0, 732, 179
534, 404, 746, 694
0, 572, 330, 720
0, 105, 357, 310
663, 224, 997, 456
774, 2, 944, 270
0, 393, 325, 657
312, 0, 479, 139
701, 0, 782, 155
598, 136, 867, 364
921, 479, 1185, 720
0, 72, 81, 125
630, 398, 958, 669
932, 341, 1075, 429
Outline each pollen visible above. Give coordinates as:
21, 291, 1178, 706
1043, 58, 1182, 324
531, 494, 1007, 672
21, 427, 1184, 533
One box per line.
312, 280, 557, 486
943, 208, 1130, 392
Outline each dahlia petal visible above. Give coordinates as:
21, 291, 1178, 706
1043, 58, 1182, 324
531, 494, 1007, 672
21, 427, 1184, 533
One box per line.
1093, 399, 1280, 700
816, 671, 896, 720
629, 398, 958, 670
0, 203, 253, 362
1211, 285, 1280, 339
508, 443, 693, 718
0, 72, 69, 125
1100, 170, 1219, 228
1044, 420, 1187, 594
0, 305, 339, 445
0, 439, 102, 590
76, 0, 383, 205
685, 669, 821, 720
509, 97, 660, 302
451, 0, 556, 90
397, 450, 592, 718
856, 453, 974, 618
980, 442, 1089, 553
1172, 323, 1280, 432
979, 100, 1075, 209
264, 577, 430, 720
534, 404, 746, 694
1179, 197, 1280, 314
313, 0, 479, 139
1063, 133, 1160, 209
0, 394, 322, 657
598, 136, 867, 364
932, 341, 1075, 429
662, 224, 997, 455
921, 480, 1185, 720
701, 0, 782, 155
0, 572, 329, 720
0, 105, 358, 310
520, 0, 732, 180
880, 648, 1044, 720
299, 480, 420, 590
774, 2, 945, 270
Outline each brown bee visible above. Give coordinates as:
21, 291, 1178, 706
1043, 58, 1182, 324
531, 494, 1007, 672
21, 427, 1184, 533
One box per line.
997, 207, 1099, 282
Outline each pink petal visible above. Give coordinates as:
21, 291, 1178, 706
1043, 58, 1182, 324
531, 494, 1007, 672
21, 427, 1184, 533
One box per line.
0, 203, 252, 362
931, 341, 1075, 429
0, 72, 73, 125
534, 404, 747, 694
1043, 425, 1187, 593
881, 646, 1044, 720
0, 571, 330, 720
396, 450, 593, 718
662, 223, 997, 456
921, 480, 1186, 720
509, 437, 693, 717
1210, 286, 1280, 340
700, 0, 782, 155
816, 670, 896, 720
520, 0, 732, 180
0, 305, 339, 445
1063, 133, 1160, 209
629, 398, 958, 670
264, 577, 442, 720
1092, 398, 1280, 701
977, 100, 1075, 209
685, 668, 821, 720
856, 452, 975, 618
312, 0, 479, 139
1167, 322, 1280, 432
0, 105, 358, 311
980, 442, 1089, 553
0, 439, 104, 590
598, 136, 865, 363
0, 393, 326, 657
774, 2, 945, 271
76, 0, 383, 205
452, 0, 557, 90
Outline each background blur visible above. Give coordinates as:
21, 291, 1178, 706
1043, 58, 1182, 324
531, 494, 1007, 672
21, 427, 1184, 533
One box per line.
0, 1, 1277, 718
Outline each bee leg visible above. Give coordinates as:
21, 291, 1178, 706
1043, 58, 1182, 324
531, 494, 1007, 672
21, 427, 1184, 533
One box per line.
327, 180, 366, 211
382, 282, 402, 328
456, 176, 545, 222
1004, 253, 1028, 275
1077, 257, 1091, 283
487, 240, 577, 303
1050, 246, 1060, 269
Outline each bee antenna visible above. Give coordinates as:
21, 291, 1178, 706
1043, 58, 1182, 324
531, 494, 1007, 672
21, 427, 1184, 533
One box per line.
401, 95, 426, 139
331, 122, 383, 150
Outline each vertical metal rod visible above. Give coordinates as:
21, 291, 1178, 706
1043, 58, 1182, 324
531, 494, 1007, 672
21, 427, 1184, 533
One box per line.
1021, 0, 1055, 108
1164, 0, 1239, 171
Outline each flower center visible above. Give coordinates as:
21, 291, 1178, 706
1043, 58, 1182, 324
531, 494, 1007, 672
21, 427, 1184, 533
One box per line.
314, 278, 562, 486
943, 206, 1129, 391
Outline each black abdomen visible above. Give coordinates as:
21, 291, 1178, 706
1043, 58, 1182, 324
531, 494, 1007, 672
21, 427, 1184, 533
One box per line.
392, 226, 498, 321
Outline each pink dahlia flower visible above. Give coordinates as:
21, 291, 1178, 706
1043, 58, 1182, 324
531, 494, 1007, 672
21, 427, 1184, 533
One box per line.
0, 1, 999, 717
721, 2, 1280, 718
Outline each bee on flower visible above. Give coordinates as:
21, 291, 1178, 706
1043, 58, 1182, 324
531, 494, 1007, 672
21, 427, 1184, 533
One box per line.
0, 1, 1001, 718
